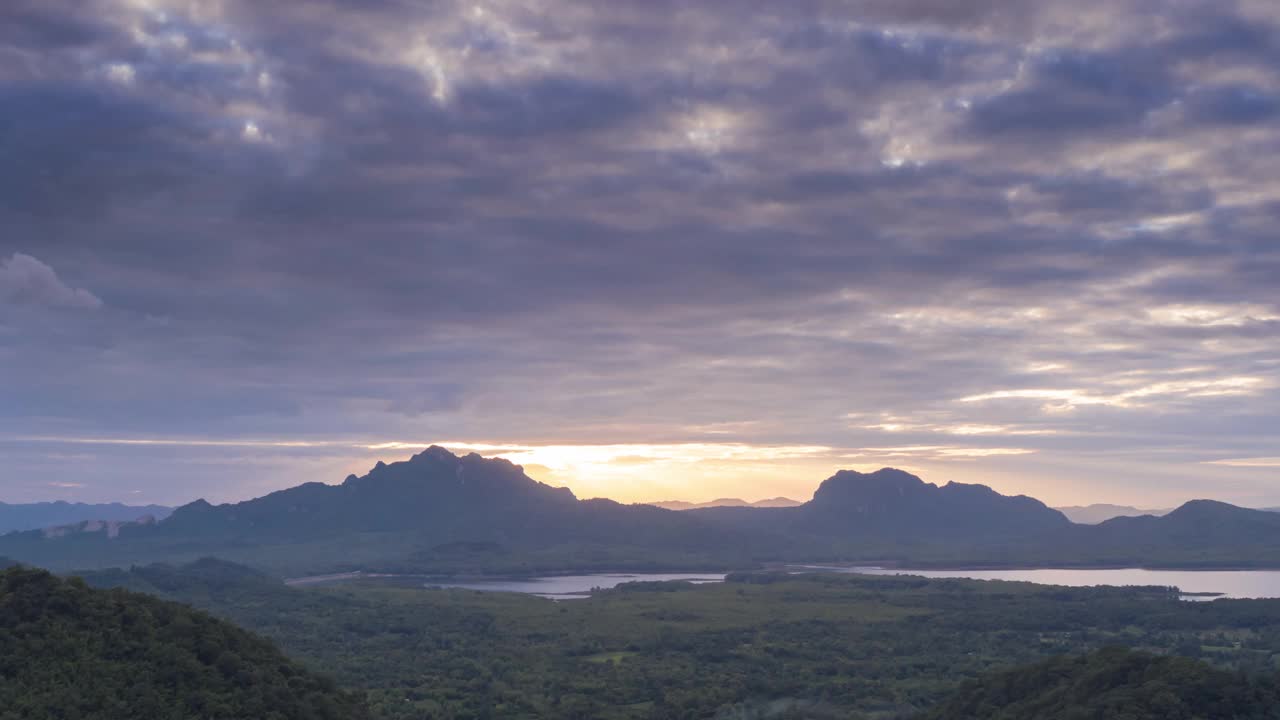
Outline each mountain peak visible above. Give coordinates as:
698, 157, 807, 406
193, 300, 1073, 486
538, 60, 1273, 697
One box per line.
1174, 498, 1236, 511
811, 467, 931, 503
1164, 498, 1250, 522
410, 445, 461, 465
803, 467, 1068, 538
145, 449, 583, 545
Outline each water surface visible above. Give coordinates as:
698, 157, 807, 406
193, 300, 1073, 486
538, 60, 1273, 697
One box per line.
805, 566, 1280, 600
428, 572, 727, 599
294, 567, 1280, 601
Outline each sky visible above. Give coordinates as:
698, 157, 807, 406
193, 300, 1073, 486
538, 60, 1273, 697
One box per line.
2, 0, 1279, 509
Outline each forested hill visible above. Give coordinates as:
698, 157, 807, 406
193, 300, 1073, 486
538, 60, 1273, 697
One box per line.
0, 565, 369, 720
916, 646, 1280, 720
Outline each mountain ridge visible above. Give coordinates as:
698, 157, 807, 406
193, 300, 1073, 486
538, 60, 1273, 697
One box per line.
1053, 503, 1172, 524
648, 496, 802, 511
2, 447, 1280, 574
0, 447, 770, 574
0, 501, 172, 535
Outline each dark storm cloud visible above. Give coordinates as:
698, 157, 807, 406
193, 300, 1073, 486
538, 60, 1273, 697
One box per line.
0, 0, 123, 51
1026, 173, 1215, 220
1185, 85, 1280, 126
966, 48, 1177, 136
1, 0, 1279, 505
0, 83, 216, 218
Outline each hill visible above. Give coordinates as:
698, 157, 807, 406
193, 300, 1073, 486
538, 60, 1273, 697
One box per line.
0, 501, 172, 534
800, 468, 1070, 539
686, 468, 1070, 555
0, 564, 368, 720
1039, 500, 1280, 567
648, 496, 801, 511
916, 646, 1280, 719
1055, 503, 1170, 524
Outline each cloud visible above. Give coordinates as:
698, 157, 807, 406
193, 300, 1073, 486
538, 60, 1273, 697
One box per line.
0, 253, 101, 309
1, 0, 1279, 506
858, 445, 1037, 460
957, 376, 1268, 410
1204, 458, 1280, 468
966, 47, 1176, 137
1185, 85, 1280, 126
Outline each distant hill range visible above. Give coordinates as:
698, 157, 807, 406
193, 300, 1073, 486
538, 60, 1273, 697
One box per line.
3, 447, 1280, 575
1054, 504, 1172, 524
648, 497, 801, 511
0, 501, 172, 535
1055, 503, 1280, 524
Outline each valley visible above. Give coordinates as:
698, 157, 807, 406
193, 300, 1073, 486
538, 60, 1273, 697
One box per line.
74, 557, 1280, 719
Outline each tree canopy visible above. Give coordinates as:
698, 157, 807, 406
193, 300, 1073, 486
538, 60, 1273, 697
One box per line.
918, 646, 1280, 720
0, 565, 369, 720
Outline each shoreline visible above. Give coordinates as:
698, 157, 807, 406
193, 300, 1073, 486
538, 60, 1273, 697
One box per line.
785, 562, 1280, 573
286, 563, 1280, 587
285, 568, 733, 586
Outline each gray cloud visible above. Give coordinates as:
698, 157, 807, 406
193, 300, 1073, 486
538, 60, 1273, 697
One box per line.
1185, 85, 1280, 126
0, 0, 1278, 506
0, 253, 101, 309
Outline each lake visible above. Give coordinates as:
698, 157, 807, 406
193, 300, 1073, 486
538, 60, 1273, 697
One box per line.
433, 568, 1280, 600
801, 566, 1280, 600
427, 572, 727, 599
295, 567, 1280, 600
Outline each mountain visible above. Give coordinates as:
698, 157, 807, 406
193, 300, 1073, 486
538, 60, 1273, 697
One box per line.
801, 468, 1071, 539
1045, 499, 1280, 566
687, 468, 1071, 551
648, 496, 802, 511
0, 501, 172, 534
3, 449, 1280, 574
0, 565, 369, 720
1054, 503, 1171, 524
157, 444, 579, 539
0, 447, 768, 575
916, 647, 1280, 720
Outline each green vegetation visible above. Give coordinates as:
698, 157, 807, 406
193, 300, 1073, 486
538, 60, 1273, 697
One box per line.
0, 565, 369, 720
84, 559, 1280, 719
917, 646, 1280, 719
